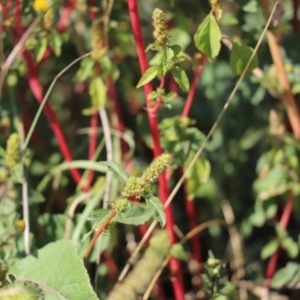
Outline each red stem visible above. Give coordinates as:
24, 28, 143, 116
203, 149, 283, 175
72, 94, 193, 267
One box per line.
83, 210, 117, 262
127, 1, 185, 298
292, 0, 299, 32
265, 192, 294, 285
108, 79, 130, 156
180, 56, 207, 267
14, 3, 85, 188
88, 0, 98, 20
87, 110, 98, 184
169, 76, 178, 94
181, 55, 207, 118
183, 184, 202, 264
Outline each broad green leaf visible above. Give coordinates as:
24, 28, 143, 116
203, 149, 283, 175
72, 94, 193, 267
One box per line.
261, 239, 278, 259
194, 13, 221, 60
239, 128, 266, 150
242, 0, 258, 13
87, 208, 114, 231
89, 77, 107, 107
136, 66, 158, 88
147, 197, 166, 227
287, 267, 300, 288
170, 244, 187, 261
171, 66, 189, 92
230, 43, 258, 77
116, 203, 154, 225
253, 165, 290, 200
292, 83, 300, 94
169, 28, 191, 51
281, 236, 299, 258
35, 37, 48, 63
184, 154, 211, 200
148, 91, 158, 100
164, 92, 177, 104
75, 58, 94, 81
83, 209, 114, 243
38, 213, 67, 242
275, 224, 288, 239
99, 161, 128, 183
271, 262, 299, 289
10, 239, 99, 300
50, 30, 62, 57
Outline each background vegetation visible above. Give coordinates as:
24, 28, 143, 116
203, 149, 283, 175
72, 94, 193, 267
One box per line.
0, 0, 300, 299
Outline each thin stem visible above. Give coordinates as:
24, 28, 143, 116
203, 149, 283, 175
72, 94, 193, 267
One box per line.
94, 106, 114, 289
127, 2, 185, 298
264, 192, 294, 284
23, 53, 90, 148
64, 192, 92, 239
98, 107, 113, 208
266, 32, 300, 139
20, 124, 30, 255
87, 111, 98, 185
143, 219, 227, 300
83, 210, 117, 262
0, 16, 41, 100
118, 2, 279, 281
181, 55, 207, 118
292, 0, 299, 31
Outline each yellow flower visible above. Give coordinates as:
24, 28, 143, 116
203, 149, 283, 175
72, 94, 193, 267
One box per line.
32, 0, 49, 12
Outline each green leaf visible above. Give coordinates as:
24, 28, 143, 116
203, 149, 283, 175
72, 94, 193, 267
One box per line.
169, 28, 191, 51
170, 244, 187, 261
147, 197, 166, 227
292, 83, 300, 94
38, 213, 67, 242
87, 208, 114, 230
242, 0, 258, 13
116, 203, 154, 225
164, 92, 177, 103
148, 91, 158, 100
35, 37, 48, 63
281, 236, 299, 258
184, 155, 211, 200
83, 209, 114, 242
271, 262, 299, 289
136, 66, 158, 88
50, 30, 62, 57
75, 58, 94, 81
10, 239, 99, 300
261, 239, 278, 259
194, 13, 221, 60
99, 161, 128, 183
171, 66, 189, 92
89, 77, 107, 107
253, 165, 290, 200
229, 43, 258, 77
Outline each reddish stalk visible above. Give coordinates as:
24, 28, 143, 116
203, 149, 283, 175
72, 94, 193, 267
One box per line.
292, 0, 299, 31
181, 55, 207, 118
169, 76, 178, 94
13, 2, 84, 187
179, 55, 207, 268
183, 184, 202, 263
87, 109, 98, 185
127, 1, 185, 298
83, 210, 117, 262
107, 80, 130, 156
88, 0, 98, 21
57, 1, 75, 33
265, 192, 294, 285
